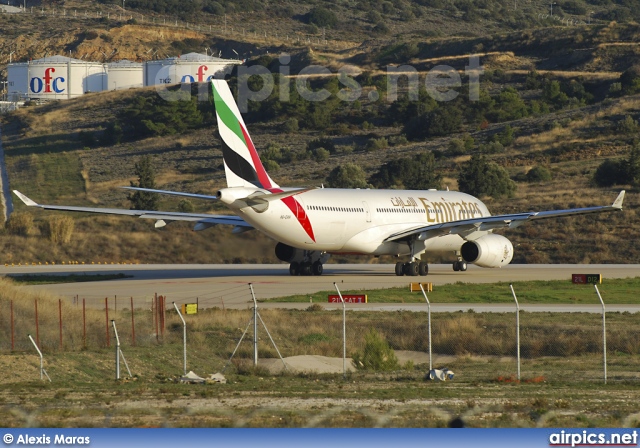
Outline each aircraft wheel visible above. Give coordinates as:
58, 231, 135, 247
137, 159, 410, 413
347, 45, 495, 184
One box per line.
312, 261, 323, 276
453, 261, 460, 272
395, 262, 404, 276
404, 262, 419, 276
419, 262, 428, 276
289, 262, 300, 276
459, 261, 467, 272
301, 262, 313, 276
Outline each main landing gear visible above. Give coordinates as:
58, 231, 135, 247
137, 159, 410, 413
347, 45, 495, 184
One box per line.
395, 261, 429, 276
453, 260, 467, 271
289, 261, 324, 276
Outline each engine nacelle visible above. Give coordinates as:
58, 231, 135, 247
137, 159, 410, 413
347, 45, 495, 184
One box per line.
461, 234, 514, 268
275, 243, 305, 263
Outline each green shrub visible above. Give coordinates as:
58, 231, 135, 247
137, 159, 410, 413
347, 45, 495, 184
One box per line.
307, 137, 336, 155
263, 160, 280, 172
365, 137, 388, 152
458, 154, 517, 199
178, 199, 195, 213
306, 6, 338, 28
617, 115, 638, 134
525, 166, 553, 183
282, 118, 299, 133
313, 148, 330, 162
352, 329, 399, 371
326, 163, 370, 188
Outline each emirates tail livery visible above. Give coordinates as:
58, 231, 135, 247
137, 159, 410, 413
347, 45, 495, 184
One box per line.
14, 80, 625, 276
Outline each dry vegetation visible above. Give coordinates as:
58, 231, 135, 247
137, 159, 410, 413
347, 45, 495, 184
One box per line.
1, 279, 639, 427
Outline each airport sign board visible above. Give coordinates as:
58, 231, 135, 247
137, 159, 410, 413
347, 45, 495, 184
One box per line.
328, 294, 368, 303
571, 274, 602, 284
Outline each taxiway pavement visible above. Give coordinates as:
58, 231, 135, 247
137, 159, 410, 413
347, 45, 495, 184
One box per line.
3, 263, 639, 313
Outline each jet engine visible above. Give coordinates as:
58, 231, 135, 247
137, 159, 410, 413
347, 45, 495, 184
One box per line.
460, 234, 514, 268
275, 242, 305, 263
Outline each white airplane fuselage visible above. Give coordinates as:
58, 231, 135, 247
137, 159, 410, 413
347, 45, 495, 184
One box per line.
221, 187, 491, 256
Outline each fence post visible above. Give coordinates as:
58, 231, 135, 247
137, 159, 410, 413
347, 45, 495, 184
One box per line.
173, 302, 187, 375
419, 284, 432, 371
58, 299, 63, 350
83, 299, 86, 349
130, 297, 136, 346
35, 299, 40, 348
28, 334, 51, 382
594, 285, 607, 384
161, 295, 165, 338
112, 320, 120, 380
154, 293, 158, 342
509, 284, 521, 381
249, 284, 258, 366
11, 300, 14, 351
334, 283, 347, 379
105, 297, 110, 347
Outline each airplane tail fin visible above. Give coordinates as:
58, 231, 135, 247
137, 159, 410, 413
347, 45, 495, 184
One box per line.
211, 80, 278, 190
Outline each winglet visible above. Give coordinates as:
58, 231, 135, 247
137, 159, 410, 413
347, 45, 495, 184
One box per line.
13, 190, 39, 207
612, 190, 625, 209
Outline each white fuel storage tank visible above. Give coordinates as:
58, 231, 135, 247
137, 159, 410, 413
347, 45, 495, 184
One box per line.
7, 56, 106, 100
143, 52, 242, 87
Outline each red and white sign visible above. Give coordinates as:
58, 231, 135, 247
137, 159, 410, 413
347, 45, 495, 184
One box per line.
328, 294, 368, 303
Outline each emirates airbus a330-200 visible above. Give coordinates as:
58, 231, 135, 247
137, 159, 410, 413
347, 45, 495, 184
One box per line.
14, 80, 625, 276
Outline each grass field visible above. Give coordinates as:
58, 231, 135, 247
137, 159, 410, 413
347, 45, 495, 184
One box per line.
266, 277, 640, 304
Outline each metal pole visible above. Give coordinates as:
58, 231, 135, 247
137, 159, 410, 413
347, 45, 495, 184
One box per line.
419, 284, 432, 371
130, 297, 136, 346
510, 284, 521, 381
173, 302, 187, 375
112, 320, 120, 380
594, 285, 607, 384
28, 335, 50, 382
59, 299, 63, 350
35, 300, 39, 347
11, 300, 14, 351
82, 299, 86, 349
334, 283, 347, 379
105, 297, 110, 347
249, 284, 258, 366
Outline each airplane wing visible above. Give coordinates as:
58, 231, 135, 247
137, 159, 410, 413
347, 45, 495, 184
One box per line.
13, 190, 251, 232
121, 186, 218, 200
384, 190, 625, 242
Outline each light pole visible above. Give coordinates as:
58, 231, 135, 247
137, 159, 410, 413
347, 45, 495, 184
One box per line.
550, 1, 556, 16
122, 0, 125, 11
588, 11, 593, 24
9, 51, 15, 64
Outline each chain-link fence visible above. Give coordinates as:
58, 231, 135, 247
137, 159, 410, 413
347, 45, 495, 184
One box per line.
1, 280, 639, 384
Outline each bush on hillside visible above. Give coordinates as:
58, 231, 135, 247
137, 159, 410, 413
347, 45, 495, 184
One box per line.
326, 163, 370, 188
525, 166, 553, 183
369, 151, 442, 190
458, 154, 516, 199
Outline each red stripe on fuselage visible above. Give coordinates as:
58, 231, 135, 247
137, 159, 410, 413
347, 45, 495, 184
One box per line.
239, 122, 272, 189
281, 196, 316, 242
